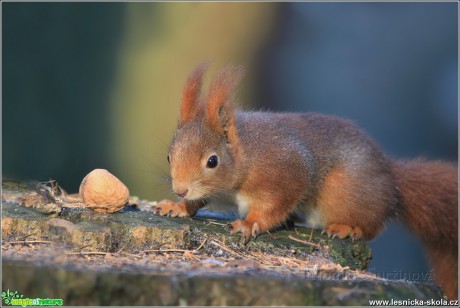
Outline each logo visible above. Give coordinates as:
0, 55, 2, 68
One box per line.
1, 290, 63, 307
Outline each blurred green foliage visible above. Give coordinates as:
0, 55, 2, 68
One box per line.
110, 3, 278, 200
3, 3, 278, 200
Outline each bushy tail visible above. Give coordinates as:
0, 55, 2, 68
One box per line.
392, 159, 458, 299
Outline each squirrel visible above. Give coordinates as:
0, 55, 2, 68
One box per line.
153, 64, 458, 300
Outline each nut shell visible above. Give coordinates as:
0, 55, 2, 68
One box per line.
79, 169, 130, 213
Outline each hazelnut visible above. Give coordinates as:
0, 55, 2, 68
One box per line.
79, 169, 130, 213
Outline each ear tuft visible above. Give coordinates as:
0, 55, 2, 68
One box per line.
206, 65, 245, 131
180, 62, 210, 125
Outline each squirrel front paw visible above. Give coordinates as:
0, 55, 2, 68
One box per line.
322, 223, 363, 240
228, 219, 261, 245
152, 199, 190, 217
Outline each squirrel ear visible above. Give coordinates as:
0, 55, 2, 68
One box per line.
179, 63, 209, 125
206, 65, 245, 139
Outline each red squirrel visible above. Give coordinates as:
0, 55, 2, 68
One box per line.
153, 64, 458, 299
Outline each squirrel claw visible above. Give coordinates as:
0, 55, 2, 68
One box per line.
228, 220, 243, 234
323, 224, 363, 240
229, 219, 261, 244
251, 222, 260, 238
350, 226, 363, 241
153, 199, 190, 218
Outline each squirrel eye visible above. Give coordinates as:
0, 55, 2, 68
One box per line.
206, 155, 218, 168
167, 155, 170, 163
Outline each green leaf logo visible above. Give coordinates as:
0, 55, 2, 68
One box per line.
1, 289, 24, 305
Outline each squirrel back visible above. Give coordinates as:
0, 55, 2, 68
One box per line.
236, 111, 400, 237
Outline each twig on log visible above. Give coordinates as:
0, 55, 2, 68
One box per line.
288, 235, 321, 248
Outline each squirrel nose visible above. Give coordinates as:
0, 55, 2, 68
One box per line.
175, 188, 188, 198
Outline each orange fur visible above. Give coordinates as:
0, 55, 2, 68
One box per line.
206, 66, 245, 145
156, 65, 458, 300
154, 199, 206, 217
317, 166, 354, 226
317, 165, 387, 240
393, 159, 458, 299
179, 63, 209, 125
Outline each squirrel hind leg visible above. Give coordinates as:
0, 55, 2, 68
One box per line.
316, 165, 390, 240
323, 224, 363, 240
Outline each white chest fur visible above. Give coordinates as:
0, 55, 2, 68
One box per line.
235, 192, 251, 216
303, 202, 326, 228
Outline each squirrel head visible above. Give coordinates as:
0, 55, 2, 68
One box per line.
167, 64, 245, 200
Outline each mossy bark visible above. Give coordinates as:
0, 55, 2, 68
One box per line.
2, 201, 370, 269
1, 181, 446, 305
